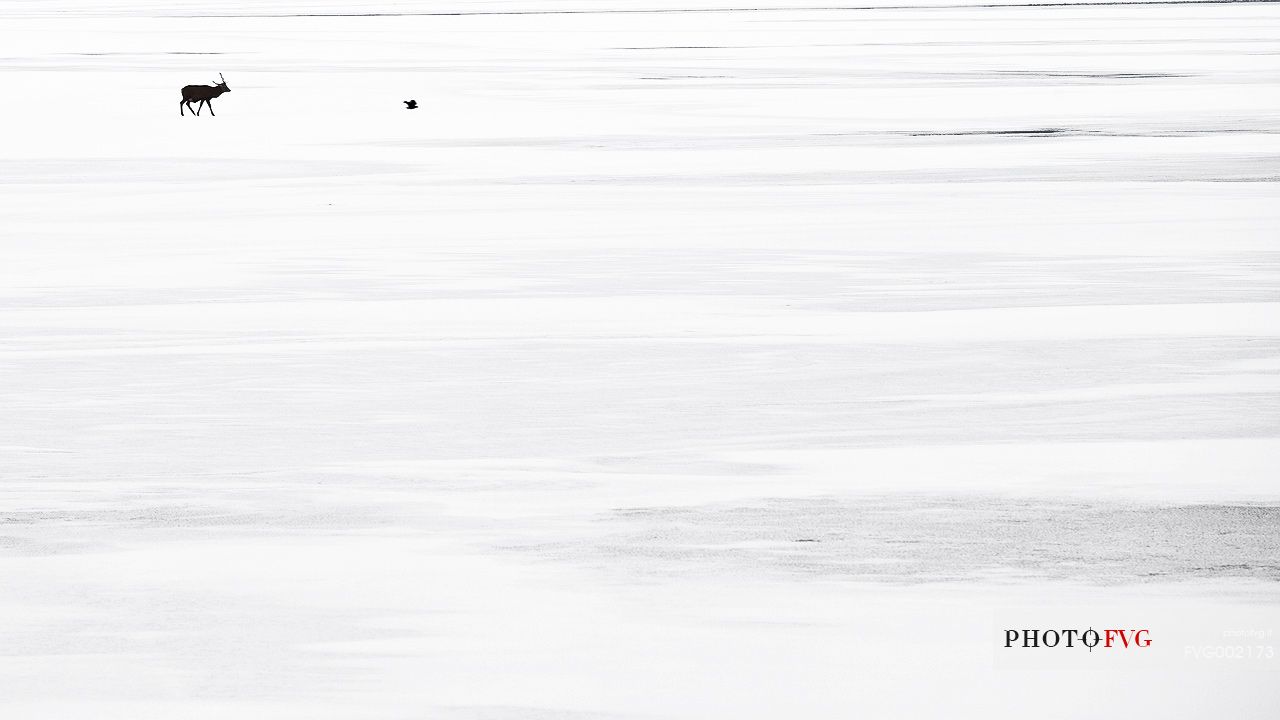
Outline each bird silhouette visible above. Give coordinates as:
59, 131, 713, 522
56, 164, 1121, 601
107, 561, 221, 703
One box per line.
404, 100, 418, 110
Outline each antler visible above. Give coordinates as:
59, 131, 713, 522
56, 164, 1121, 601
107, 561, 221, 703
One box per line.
218, 72, 226, 84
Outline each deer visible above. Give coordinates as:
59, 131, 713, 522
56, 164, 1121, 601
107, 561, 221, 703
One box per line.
180, 74, 230, 117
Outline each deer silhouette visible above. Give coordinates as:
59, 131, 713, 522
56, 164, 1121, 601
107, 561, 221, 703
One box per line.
180, 74, 230, 117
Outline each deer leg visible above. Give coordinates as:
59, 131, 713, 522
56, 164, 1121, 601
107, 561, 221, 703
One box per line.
207, 100, 215, 117
195, 99, 204, 116
180, 99, 185, 116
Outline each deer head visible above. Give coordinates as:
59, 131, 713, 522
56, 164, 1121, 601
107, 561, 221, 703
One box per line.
216, 73, 230, 92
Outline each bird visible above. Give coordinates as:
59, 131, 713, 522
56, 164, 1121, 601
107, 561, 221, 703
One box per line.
403, 100, 418, 110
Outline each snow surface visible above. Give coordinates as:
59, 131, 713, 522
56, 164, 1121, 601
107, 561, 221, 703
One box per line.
2, 1, 1279, 717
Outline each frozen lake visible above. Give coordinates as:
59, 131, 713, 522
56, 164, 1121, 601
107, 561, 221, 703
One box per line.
2, 1, 1279, 717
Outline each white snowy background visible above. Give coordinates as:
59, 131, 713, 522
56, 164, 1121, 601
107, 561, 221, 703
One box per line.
2, 1, 1279, 717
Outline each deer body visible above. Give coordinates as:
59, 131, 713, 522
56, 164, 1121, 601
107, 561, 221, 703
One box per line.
180, 74, 230, 116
